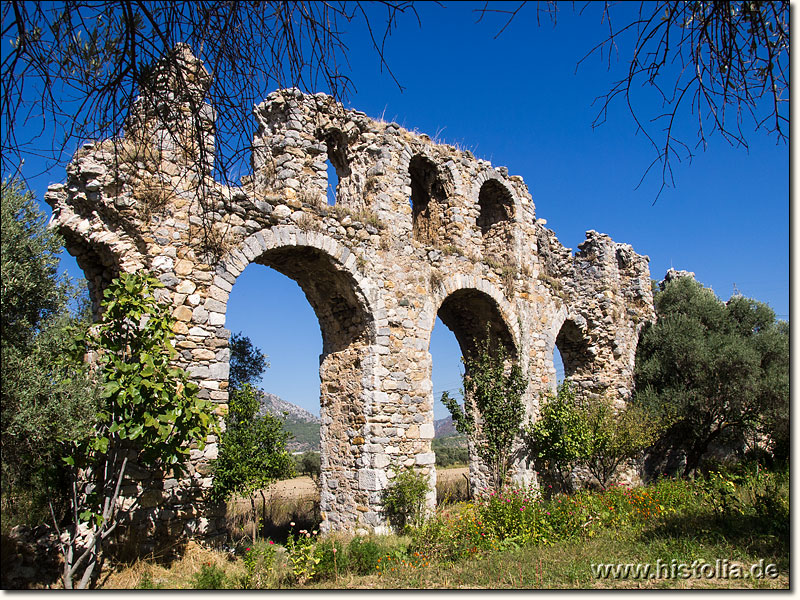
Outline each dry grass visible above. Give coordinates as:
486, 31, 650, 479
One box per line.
101, 540, 242, 590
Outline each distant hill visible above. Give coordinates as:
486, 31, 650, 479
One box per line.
254, 392, 465, 452
257, 390, 320, 452
434, 415, 456, 438
434, 415, 467, 448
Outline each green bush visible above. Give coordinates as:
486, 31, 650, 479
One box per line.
239, 540, 277, 589
409, 503, 493, 563
753, 471, 789, 538
477, 487, 550, 545
192, 563, 227, 589
347, 537, 386, 575
314, 538, 348, 579
382, 469, 429, 531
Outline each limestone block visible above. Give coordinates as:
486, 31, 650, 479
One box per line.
173, 305, 193, 322
415, 453, 435, 465
358, 469, 388, 491
419, 424, 435, 439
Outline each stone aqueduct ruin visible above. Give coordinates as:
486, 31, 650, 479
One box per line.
45, 47, 655, 537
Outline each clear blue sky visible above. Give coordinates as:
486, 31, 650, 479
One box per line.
16, 2, 789, 418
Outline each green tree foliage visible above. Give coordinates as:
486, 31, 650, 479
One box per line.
382, 468, 430, 532
442, 332, 526, 490
582, 398, 661, 490
59, 272, 216, 589
0, 179, 97, 530
294, 451, 321, 480
228, 331, 268, 390
210, 383, 295, 541
527, 383, 660, 491
210, 384, 295, 504
526, 383, 591, 493
634, 276, 789, 475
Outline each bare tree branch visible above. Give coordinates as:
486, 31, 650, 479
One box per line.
476, 1, 789, 199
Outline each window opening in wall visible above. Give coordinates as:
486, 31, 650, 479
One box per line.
555, 319, 590, 386
409, 155, 447, 245
477, 179, 514, 236
553, 346, 565, 386
430, 315, 469, 504
326, 159, 338, 206
324, 130, 350, 207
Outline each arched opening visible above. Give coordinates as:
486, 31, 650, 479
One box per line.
553, 346, 566, 386
555, 319, 592, 389
60, 230, 120, 318
222, 241, 373, 539
324, 129, 350, 207
409, 155, 448, 245
430, 317, 469, 503
434, 288, 518, 496
477, 179, 514, 258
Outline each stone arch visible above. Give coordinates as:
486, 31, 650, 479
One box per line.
477, 179, 514, 235
549, 313, 593, 395
423, 275, 520, 351
60, 229, 122, 317
421, 275, 524, 495
209, 226, 388, 532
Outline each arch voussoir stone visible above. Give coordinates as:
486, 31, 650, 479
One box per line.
46, 47, 655, 543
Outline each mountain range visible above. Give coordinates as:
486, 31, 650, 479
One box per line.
258, 390, 462, 452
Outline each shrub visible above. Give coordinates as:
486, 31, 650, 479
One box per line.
314, 537, 347, 580
409, 503, 493, 563
285, 525, 320, 585
347, 537, 388, 575
239, 540, 277, 589
192, 563, 227, 589
476, 486, 550, 545
382, 468, 429, 531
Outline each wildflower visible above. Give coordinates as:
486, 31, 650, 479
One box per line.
333, 548, 337, 554
290, 521, 296, 527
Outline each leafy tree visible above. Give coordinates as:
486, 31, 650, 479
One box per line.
581, 397, 661, 490
0, 179, 96, 530
525, 383, 591, 493
209, 383, 295, 540
229, 331, 268, 390
442, 331, 527, 490
526, 383, 662, 491
633, 275, 789, 476
482, 1, 788, 197
58, 272, 216, 589
295, 451, 321, 480
0, 179, 69, 342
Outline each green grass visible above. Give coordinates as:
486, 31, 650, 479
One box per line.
95, 464, 788, 589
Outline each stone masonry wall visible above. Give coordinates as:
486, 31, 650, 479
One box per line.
45, 46, 655, 538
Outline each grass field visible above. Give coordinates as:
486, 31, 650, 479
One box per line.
93, 464, 788, 590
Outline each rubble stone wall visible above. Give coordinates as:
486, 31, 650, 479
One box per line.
45, 47, 655, 538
